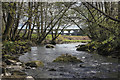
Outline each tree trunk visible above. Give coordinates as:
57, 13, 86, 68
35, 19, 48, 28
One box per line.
3, 12, 14, 41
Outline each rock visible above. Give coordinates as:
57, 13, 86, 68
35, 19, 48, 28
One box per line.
6, 65, 23, 70
3, 55, 18, 61
11, 70, 27, 76
76, 45, 87, 51
5, 72, 11, 76
5, 59, 17, 65
48, 68, 56, 71
25, 66, 31, 69
46, 44, 55, 48
25, 61, 44, 68
79, 64, 85, 68
16, 62, 23, 66
53, 54, 83, 63
26, 76, 34, 80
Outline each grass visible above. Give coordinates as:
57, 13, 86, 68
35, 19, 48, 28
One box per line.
19, 33, 91, 43
63, 40, 91, 43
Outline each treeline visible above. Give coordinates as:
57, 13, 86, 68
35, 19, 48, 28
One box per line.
2, 2, 77, 44
2, 2, 120, 52
76, 2, 120, 58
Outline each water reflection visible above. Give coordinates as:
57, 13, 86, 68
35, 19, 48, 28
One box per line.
19, 43, 119, 78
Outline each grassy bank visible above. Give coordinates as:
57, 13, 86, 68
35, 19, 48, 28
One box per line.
19, 33, 91, 44
76, 40, 120, 59
46, 35, 91, 43
1, 34, 90, 78
1, 40, 36, 78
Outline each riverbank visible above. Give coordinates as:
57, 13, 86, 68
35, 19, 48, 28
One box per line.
76, 41, 120, 59
1, 40, 120, 79
19, 33, 91, 44
19, 43, 119, 78
1, 40, 35, 78
1, 35, 90, 78
45, 35, 91, 44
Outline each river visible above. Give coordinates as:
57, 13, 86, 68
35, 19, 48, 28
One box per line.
19, 43, 120, 78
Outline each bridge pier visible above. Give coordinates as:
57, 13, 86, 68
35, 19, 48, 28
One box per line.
61, 31, 64, 35
73, 30, 79, 35
68, 30, 71, 35
20, 29, 81, 36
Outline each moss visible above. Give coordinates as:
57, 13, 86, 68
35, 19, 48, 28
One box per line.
3, 55, 18, 61
25, 61, 44, 67
53, 54, 83, 63
3, 40, 31, 54
76, 45, 88, 51
46, 44, 55, 48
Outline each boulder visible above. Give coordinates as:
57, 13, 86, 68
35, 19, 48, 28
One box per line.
76, 45, 88, 51
53, 54, 83, 63
26, 76, 34, 80
6, 65, 23, 70
11, 70, 27, 76
5, 59, 17, 65
46, 44, 55, 48
25, 61, 44, 68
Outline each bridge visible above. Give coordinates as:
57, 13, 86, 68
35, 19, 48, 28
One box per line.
20, 29, 82, 35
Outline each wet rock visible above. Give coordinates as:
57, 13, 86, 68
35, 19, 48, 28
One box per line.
76, 45, 88, 51
5, 72, 11, 76
25, 66, 31, 69
5, 59, 17, 65
11, 70, 27, 76
82, 56, 86, 59
79, 64, 85, 68
26, 76, 34, 80
16, 62, 23, 66
6, 65, 23, 70
25, 61, 44, 68
46, 44, 55, 48
48, 68, 57, 71
53, 54, 83, 63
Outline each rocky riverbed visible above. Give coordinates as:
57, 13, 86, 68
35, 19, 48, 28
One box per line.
19, 43, 120, 79
1, 40, 35, 79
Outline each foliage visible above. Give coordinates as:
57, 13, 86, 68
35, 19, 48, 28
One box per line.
2, 40, 31, 54
53, 54, 83, 63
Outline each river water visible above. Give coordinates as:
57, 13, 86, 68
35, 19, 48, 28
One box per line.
19, 43, 120, 78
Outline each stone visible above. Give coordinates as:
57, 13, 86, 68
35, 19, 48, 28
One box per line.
11, 70, 27, 76
25, 61, 44, 68
16, 62, 23, 66
79, 64, 85, 68
46, 44, 55, 48
76, 45, 88, 51
6, 65, 23, 70
5, 59, 17, 65
53, 54, 83, 63
26, 76, 34, 80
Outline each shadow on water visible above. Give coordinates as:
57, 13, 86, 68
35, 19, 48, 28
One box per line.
19, 43, 120, 78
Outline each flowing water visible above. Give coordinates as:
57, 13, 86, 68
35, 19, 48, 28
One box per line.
19, 43, 120, 78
